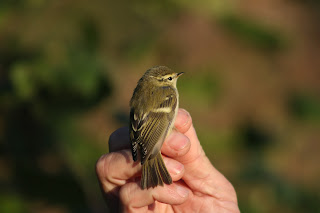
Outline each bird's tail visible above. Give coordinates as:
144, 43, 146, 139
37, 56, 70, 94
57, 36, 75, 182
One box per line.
141, 152, 172, 189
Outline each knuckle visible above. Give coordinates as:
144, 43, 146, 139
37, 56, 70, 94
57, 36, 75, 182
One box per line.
95, 154, 107, 178
119, 183, 135, 206
95, 153, 117, 189
103, 154, 117, 183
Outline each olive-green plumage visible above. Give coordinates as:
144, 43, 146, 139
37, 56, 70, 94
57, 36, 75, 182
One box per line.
129, 66, 183, 189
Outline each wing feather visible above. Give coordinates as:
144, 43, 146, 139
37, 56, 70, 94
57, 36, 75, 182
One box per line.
130, 87, 177, 164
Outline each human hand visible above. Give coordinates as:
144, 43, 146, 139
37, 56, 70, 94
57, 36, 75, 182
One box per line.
96, 109, 240, 212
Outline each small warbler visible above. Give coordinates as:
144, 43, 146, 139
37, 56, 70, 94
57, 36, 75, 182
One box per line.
129, 66, 184, 189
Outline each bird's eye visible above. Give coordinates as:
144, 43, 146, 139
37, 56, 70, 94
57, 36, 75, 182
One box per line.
168, 77, 173, 81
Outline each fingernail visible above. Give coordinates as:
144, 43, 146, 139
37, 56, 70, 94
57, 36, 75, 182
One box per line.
178, 109, 190, 127
176, 185, 189, 198
164, 158, 184, 175
172, 163, 184, 175
168, 134, 188, 151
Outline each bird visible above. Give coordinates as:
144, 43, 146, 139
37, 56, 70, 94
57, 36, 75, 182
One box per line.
129, 66, 184, 189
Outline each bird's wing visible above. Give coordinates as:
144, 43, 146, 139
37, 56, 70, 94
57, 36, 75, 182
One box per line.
130, 88, 177, 164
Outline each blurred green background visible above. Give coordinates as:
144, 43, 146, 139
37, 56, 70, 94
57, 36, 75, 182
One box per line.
0, 0, 319, 212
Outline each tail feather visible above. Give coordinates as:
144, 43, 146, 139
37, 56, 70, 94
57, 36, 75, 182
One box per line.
141, 153, 172, 189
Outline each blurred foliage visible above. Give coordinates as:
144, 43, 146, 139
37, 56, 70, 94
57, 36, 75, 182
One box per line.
219, 14, 287, 52
288, 92, 320, 122
179, 67, 221, 107
0, 0, 319, 213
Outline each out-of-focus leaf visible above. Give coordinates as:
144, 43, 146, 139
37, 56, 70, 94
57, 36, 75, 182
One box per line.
10, 64, 35, 100
0, 194, 25, 213
219, 14, 287, 51
288, 92, 320, 122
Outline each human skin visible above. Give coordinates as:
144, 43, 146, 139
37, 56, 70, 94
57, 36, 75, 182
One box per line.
96, 109, 240, 213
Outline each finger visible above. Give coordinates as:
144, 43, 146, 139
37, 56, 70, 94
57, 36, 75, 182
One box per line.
163, 127, 204, 166
163, 155, 185, 178
162, 131, 191, 158
96, 150, 185, 193
168, 109, 204, 165
119, 181, 190, 211
95, 150, 140, 195
174, 109, 192, 134
109, 109, 191, 152
167, 109, 225, 191
181, 123, 207, 165
172, 112, 237, 200
108, 127, 130, 152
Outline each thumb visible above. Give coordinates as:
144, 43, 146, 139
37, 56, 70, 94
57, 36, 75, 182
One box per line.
173, 109, 209, 167
173, 109, 230, 195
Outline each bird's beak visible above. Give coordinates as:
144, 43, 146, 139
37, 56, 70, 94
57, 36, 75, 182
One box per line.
176, 72, 184, 78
